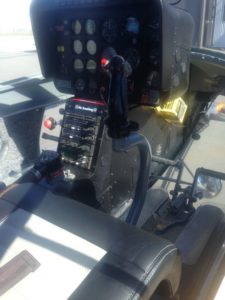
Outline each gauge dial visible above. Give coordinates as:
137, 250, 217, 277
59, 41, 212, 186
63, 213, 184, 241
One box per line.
74, 59, 84, 72
75, 78, 85, 91
85, 19, 96, 35
86, 40, 97, 55
73, 40, 83, 54
86, 60, 97, 73
72, 20, 82, 34
102, 19, 118, 43
126, 18, 140, 35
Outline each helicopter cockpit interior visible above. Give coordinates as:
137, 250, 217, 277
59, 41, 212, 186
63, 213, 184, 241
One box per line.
2, 0, 225, 299
29, 0, 193, 218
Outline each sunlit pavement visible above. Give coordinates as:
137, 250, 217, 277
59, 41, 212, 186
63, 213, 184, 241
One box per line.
0, 35, 36, 53
0, 53, 41, 83
0, 35, 40, 82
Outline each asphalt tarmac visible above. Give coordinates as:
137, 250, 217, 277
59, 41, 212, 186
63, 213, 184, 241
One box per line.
0, 35, 40, 83
0, 52, 40, 83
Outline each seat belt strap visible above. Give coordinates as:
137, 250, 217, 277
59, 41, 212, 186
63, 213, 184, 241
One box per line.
0, 250, 40, 296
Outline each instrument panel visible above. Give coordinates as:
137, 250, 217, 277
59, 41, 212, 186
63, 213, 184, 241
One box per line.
31, 0, 194, 105
52, 11, 154, 105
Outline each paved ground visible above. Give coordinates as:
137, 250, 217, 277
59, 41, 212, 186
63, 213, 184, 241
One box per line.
0, 36, 36, 53
0, 52, 40, 83
0, 35, 40, 82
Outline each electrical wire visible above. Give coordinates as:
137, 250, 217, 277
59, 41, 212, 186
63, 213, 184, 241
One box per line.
170, 0, 182, 5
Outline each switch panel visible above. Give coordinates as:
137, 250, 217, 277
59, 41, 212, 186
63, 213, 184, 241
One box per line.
58, 98, 106, 171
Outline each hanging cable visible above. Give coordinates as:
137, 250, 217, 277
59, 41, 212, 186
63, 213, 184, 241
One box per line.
170, 0, 182, 5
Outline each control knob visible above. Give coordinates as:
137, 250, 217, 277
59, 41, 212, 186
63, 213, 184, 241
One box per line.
44, 117, 62, 130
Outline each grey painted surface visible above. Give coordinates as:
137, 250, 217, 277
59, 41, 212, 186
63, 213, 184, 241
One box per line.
182, 0, 203, 47
172, 0, 203, 46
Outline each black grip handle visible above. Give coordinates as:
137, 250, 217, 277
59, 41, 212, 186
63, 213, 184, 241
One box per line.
108, 56, 128, 123
42, 133, 59, 142
105, 54, 139, 138
106, 56, 129, 138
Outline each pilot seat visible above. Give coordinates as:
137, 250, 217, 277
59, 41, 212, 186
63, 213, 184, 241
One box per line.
0, 183, 181, 299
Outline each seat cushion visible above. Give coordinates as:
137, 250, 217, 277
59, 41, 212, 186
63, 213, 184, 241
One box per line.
0, 183, 181, 299
0, 208, 106, 300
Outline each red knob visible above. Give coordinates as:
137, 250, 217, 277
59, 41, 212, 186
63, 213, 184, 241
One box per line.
101, 57, 109, 67
44, 117, 56, 130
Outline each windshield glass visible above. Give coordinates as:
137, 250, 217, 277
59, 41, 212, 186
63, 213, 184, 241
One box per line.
0, 0, 40, 83
171, 0, 220, 49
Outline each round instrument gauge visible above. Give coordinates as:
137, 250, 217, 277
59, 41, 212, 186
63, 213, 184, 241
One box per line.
73, 40, 83, 54
75, 78, 85, 91
72, 20, 82, 35
86, 60, 97, 73
86, 40, 97, 55
126, 18, 140, 35
85, 19, 96, 35
74, 59, 84, 72
102, 19, 118, 43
